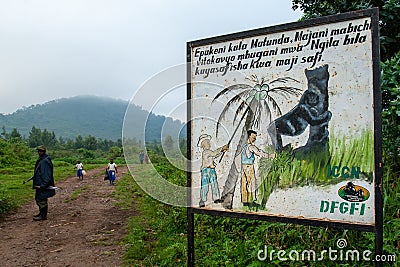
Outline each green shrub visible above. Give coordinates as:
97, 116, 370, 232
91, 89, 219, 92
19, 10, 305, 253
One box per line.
0, 138, 32, 168
381, 51, 400, 173
0, 190, 17, 215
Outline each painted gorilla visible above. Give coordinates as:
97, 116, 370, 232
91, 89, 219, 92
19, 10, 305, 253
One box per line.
267, 65, 331, 153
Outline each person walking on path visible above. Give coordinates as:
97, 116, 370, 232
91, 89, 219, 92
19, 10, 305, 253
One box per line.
74, 160, 84, 180
106, 158, 118, 185
139, 151, 145, 164
32, 145, 56, 221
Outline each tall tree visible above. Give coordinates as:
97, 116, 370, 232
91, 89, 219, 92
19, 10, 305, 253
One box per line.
28, 126, 42, 147
75, 135, 84, 149
1, 126, 8, 139
10, 128, 22, 140
163, 135, 174, 151
27, 126, 57, 148
84, 135, 98, 150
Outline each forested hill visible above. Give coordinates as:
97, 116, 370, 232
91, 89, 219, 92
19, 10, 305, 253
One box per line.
0, 95, 186, 141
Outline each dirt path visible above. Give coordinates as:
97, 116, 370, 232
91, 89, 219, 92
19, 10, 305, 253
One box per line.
0, 165, 134, 267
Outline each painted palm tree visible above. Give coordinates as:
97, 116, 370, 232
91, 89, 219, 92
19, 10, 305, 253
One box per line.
212, 74, 302, 209
214, 74, 302, 159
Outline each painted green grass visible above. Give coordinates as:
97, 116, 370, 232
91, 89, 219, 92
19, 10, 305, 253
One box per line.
258, 129, 375, 205
329, 129, 374, 175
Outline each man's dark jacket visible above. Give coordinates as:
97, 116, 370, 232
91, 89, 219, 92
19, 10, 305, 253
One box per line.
33, 153, 55, 200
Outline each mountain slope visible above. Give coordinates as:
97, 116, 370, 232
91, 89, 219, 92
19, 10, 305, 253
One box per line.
0, 95, 185, 141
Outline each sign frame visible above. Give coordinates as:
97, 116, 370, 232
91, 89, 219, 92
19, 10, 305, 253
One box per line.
187, 8, 382, 266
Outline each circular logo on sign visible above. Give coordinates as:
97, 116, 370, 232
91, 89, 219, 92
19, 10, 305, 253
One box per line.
338, 182, 370, 202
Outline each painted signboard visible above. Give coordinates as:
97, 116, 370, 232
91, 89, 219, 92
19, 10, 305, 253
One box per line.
188, 9, 381, 228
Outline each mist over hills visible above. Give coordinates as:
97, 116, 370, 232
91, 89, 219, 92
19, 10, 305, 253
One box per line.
0, 95, 186, 142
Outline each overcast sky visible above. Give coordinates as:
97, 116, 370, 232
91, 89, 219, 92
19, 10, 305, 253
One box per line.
0, 0, 302, 117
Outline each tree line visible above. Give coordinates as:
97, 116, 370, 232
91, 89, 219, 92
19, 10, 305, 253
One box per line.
1, 126, 122, 152
0, 124, 189, 168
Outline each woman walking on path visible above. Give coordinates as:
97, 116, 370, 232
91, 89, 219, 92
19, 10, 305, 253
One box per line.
74, 160, 84, 180
106, 158, 118, 185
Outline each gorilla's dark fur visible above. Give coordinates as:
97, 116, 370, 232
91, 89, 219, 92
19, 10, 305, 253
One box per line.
268, 65, 331, 154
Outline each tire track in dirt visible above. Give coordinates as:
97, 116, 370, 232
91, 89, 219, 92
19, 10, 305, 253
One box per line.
0, 165, 135, 267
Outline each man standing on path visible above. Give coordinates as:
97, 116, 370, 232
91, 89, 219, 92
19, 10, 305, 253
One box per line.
32, 145, 55, 221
